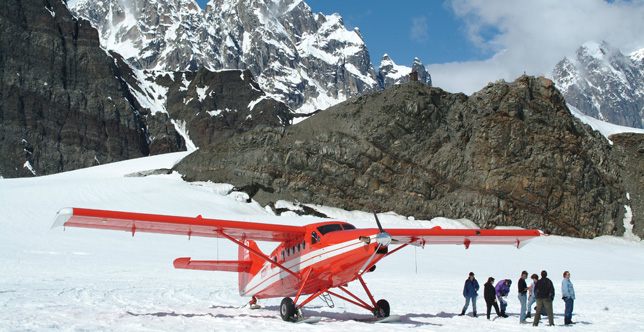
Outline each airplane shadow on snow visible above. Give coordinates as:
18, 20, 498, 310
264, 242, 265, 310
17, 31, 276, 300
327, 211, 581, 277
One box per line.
128, 306, 589, 327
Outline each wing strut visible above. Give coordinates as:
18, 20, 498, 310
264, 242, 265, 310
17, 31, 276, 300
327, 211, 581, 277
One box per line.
215, 230, 301, 279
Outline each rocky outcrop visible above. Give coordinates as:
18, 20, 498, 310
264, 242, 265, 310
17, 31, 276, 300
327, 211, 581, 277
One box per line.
151, 68, 294, 147
609, 133, 644, 238
175, 76, 641, 239
0, 0, 177, 178
0, 0, 292, 178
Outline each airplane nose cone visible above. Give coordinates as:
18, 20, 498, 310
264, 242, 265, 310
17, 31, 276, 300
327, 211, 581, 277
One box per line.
375, 232, 392, 247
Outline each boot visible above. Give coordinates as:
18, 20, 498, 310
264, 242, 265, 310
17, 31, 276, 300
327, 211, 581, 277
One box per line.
459, 310, 465, 316
526, 312, 531, 319
473, 312, 477, 317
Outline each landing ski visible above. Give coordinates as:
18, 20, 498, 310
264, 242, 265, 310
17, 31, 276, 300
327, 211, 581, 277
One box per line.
296, 316, 321, 324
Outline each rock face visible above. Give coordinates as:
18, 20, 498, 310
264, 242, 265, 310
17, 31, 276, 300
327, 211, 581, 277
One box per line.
0, 0, 292, 178
71, 0, 382, 113
609, 133, 644, 238
175, 76, 643, 239
0, 0, 169, 177
552, 41, 644, 129
149, 69, 293, 148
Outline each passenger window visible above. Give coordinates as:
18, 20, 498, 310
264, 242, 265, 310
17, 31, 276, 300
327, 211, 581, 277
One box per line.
311, 231, 320, 244
302, 240, 306, 250
296, 243, 300, 252
281, 251, 285, 260
291, 246, 295, 255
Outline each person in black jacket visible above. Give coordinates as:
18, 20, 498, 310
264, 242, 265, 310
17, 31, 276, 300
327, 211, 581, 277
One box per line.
533, 270, 555, 326
484, 277, 507, 319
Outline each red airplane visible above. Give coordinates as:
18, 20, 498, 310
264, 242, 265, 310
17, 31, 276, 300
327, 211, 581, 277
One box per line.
53, 207, 541, 322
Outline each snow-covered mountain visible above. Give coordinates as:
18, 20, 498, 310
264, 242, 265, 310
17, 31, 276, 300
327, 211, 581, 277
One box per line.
552, 41, 644, 129
70, 0, 391, 113
378, 54, 431, 88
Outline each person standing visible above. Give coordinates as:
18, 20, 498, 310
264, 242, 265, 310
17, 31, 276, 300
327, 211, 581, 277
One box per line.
526, 273, 538, 319
562, 271, 576, 325
517, 271, 529, 324
495, 279, 512, 316
484, 277, 506, 319
533, 270, 555, 326
460, 272, 479, 317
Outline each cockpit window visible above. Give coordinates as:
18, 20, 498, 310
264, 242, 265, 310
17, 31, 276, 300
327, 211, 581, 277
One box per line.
316, 224, 343, 235
316, 223, 355, 235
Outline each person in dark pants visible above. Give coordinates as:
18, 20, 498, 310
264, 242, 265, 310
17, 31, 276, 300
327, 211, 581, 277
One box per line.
495, 279, 512, 316
533, 270, 555, 326
517, 270, 529, 324
526, 273, 538, 319
460, 272, 479, 317
562, 271, 576, 325
484, 277, 507, 319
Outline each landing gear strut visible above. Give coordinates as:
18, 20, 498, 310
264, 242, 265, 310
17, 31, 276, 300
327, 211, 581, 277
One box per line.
278, 273, 390, 322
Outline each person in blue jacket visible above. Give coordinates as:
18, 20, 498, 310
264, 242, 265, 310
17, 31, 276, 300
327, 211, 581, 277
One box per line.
562, 271, 576, 325
459, 272, 479, 317
495, 279, 512, 316
526, 273, 539, 319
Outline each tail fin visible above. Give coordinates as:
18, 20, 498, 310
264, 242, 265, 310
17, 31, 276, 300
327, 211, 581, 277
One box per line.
238, 239, 264, 295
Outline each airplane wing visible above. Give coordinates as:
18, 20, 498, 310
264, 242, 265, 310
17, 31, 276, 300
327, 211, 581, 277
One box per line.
388, 227, 542, 248
52, 207, 307, 242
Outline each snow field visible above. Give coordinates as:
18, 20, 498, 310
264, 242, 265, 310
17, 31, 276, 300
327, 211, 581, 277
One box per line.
1, 152, 643, 331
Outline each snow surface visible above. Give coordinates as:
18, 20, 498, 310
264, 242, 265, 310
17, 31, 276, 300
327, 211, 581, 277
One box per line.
1, 152, 643, 331
568, 104, 644, 142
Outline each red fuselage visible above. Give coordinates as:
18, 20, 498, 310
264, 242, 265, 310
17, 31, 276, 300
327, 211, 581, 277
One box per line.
241, 222, 383, 298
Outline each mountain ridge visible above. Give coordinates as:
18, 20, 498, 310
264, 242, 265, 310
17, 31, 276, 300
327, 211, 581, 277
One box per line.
552, 41, 644, 129
70, 0, 431, 113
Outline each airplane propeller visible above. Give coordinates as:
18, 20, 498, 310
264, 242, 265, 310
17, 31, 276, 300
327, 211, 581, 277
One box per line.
358, 199, 397, 275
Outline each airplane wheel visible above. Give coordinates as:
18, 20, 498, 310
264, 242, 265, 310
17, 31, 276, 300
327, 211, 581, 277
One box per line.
375, 299, 390, 318
280, 297, 296, 322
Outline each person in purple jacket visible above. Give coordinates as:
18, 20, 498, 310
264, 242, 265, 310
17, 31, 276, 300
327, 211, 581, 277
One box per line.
495, 279, 512, 316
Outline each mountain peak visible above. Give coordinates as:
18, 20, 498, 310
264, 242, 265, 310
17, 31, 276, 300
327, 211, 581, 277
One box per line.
72, 0, 379, 113
553, 41, 644, 129
378, 54, 431, 88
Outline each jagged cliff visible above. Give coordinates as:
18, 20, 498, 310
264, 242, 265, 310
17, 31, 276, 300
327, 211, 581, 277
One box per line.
0, 0, 166, 177
0, 0, 292, 178
175, 76, 644, 239
71, 0, 382, 113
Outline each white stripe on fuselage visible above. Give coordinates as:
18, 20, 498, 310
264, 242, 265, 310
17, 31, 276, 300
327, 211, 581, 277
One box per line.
241, 235, 376, 296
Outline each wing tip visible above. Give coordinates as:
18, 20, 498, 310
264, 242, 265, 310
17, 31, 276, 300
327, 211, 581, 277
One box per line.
51, 207, 74, 229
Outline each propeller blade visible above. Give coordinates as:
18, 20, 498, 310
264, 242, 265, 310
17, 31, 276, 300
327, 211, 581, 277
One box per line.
368, 198, 384, 233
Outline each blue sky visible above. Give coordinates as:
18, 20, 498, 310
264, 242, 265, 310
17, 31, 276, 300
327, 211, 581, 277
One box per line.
193, 0, 644, 94
304, 1, 488, 67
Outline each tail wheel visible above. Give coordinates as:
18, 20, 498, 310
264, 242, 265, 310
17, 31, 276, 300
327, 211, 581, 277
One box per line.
280, 297, 296, 322
375, 299, 390, 318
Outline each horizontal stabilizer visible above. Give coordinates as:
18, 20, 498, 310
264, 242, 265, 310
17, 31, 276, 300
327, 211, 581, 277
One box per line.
173, 257, 252, 272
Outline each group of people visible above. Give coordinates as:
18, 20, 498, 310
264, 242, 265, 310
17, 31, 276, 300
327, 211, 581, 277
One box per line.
459, 270, 576, 326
